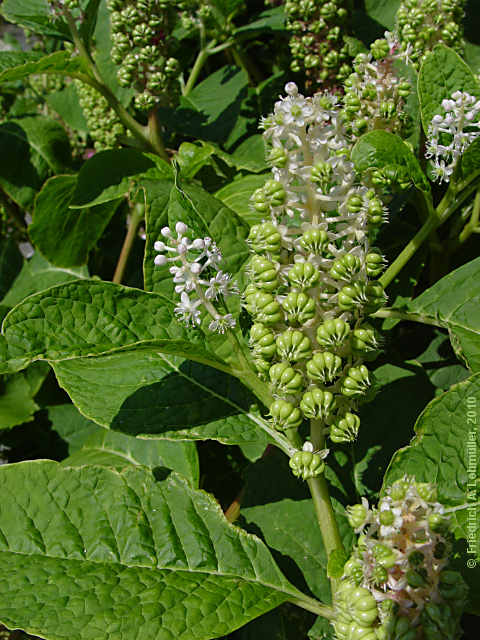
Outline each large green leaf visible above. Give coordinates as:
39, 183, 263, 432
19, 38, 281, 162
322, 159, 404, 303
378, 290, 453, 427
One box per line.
215, 174, 268, 226
0, 280, 220, 374
0, 51, 83, 83
0, 461, 310, 639
418, 45, 480, 136
46, 84, 89, 133
408, 256, 480, 371
351, 130, 429, 192
52, 351, 270, 446
383, 374, 480, 608
29, 175, 120, 267
0, 0, 69, 38
242, 499, 354, 603
364, 0, 400, 29
1, 254, 88, 308
0, 237, 23, 300
50, 404, 199, 486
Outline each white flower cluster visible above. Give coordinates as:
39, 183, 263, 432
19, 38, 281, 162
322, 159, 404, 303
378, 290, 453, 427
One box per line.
154, 222, 238, 333
426, 90, 480, 183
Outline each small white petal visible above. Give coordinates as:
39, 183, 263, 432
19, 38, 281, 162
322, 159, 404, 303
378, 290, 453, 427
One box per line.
176, 221, 188, 235
154, 240, 166, 252
154, 254, 167, 266
161, 226, 171, 237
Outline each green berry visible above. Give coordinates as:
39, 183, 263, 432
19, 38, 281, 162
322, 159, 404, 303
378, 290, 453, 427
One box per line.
288, 262, 319, 289
365, 251, 386, 278
352, 325, 379, 352
347, 503, 368, 529
281, 291, 316, 325
248, 222, 282, 257
245, 290, 283, 325
270, 399, 303, 431
289, 450, 325, 479
249, 323, 276, 360
300, 228, 329, 254
330, 254, 362, 281
306, 351, 343, 384
316, 317, 350, 348
330, 412, 360, 443
276, 330, 312, 362
300, 387, 336, 420
341, 365, 370, 397
249, 256, 279, 292
269, 362, 304, 394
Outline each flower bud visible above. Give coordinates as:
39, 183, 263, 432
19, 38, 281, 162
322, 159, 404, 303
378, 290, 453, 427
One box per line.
276, 329, 312, 362
281, 291, 316, 325
306, 351, 342, 384
316, 317, 350, 348
269, 399, 303, 430
300, 387, 336, 420
269, 362, 304, 394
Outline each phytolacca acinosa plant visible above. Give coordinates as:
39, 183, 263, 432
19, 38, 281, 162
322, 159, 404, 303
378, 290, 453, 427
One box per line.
244, 82, 388, 477
335, 476, 468, 640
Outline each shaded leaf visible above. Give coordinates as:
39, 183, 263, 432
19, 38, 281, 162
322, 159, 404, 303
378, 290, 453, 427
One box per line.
0, 51, 83, 83
215, 174, 268, 225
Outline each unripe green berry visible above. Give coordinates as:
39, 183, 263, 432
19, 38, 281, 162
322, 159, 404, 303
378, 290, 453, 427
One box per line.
330, 253, 362, 281
245, 290, 283, 325
276, 330, 312, 362
288, 262, 319, 289
416, 481, 437, 502
365, 282, 386, 313
389, 478, 409, 501
316, 317, 350, 348
264, 179, 287, 206
300, 228, 329, 254
270, 399, 303, 430
365, 251, 385, 278
330, 412, 360, 443
248, 222, 282, 257
249, 256, 279, 292
347, 503, 368, 529
343, 558, 364, 584
300, 387, 336, 420
268, 147, 288, 168
428, 513, 449, 534
306, 351, 342, 384
341, 364, 370, 397
352, 325, 379, 352
249, 323, 276, 359
406, 568, 428, 588
373, 543, 396, 568
371, 38, 390, 60
282, 291, 316, 325
289, 450, 325, 479
311, 161, 333, 191
269, 362, 304, 394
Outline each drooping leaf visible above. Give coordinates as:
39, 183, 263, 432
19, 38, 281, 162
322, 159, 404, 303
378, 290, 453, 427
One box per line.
0, 51, 83, 83
351, 130, 430, 192
418, 45, 480, 136
50, 404, 199, 486
0, 461, 309, 639
1, 254, 88, 308
0, 280, 221, 374
408, 256, 480, 371
71, 149, 164, 207
228, 135, 268, 173
29, 175, 121, 267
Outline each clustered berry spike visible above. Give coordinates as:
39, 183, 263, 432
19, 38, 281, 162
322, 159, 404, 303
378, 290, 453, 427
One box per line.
246, 82, 389, 467
395, 0, 466, 69
342, 36, 412, 139
334, 476, 468, 640
284, 0, 353, 90
425, 90, 480, 183
107, 0, 183, 111
74, 81, 126, 150
153, 222, 238, 333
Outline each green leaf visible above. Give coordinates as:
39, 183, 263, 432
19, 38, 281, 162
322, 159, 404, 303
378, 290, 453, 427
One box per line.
1, 254, 88, 308
409, 256, 480, 371
71, 149, 163, 208
457, 137, 480, 183
308, 616, 334, 640
176, 141, 215, 179
29, 175, 120, 267
418, 45, 480, 136
351, 130, 430, 192
215, 174, 268, 225
242, 499, 354, 602
364, 0, 400, 29
46, 84, 89, 133
228, 135, 268, 173
50, 404, 199, 486
0, 279, 219, 374
234, 6, 285, 36
0, 116, 71, 208
0, 237, 22, 300
0, 0, 69, 38
0, 461, 306, 639
0, 51, 83, 83
383, 374, 480, 603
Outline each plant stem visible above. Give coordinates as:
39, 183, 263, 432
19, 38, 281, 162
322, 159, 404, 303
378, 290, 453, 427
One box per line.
112, 203, 144, 285
230, 45, 263, 84
287, 596, 335, 619
307, 419, 344, 593
183, 46, 211, 96
371, 308, 445, 328
63, 7, 168, 160
457, 188, 480, 245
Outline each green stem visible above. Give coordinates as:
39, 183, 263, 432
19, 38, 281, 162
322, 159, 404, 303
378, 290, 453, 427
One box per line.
112, 203, 144, 285
183, 46, 211, 96
287, 596, 335, 619
230, 45, 263, 84
371, 308, 445, 328
63, 7, 168, 160
147, 109, 169, 161
458, 188, 480, 245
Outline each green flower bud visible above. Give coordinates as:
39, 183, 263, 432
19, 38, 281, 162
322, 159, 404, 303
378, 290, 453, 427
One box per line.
249, 323, 276, 359
330, 253, 362, 281
343, 558, 364, 584
264, 179, 287, 206
268, 147, 288, 168
249, 256, 279, 292
248, 221, 282, 257
347, 503, 369, 530
371, 38, 390, 60
282, 291, 316, 325
276, 330, 312, 362
269, 362, 304, 394
341, 364, 370, 397
352, 325, 379, 352
245, 290, 283, 325
289, 450, 325, 480
287, 262, 320, 289
389, 478, 409, 501
373, 543, 396, 568
270, 399, 303, 431
317, 318, 350, 350
406, 568, 428, 589
299, 228, 329, 254
300, 387, 336, 420
306, 351, 343, 384
416, 481, 437, 502
365, 251, 386, 278
330, 412, 360, 443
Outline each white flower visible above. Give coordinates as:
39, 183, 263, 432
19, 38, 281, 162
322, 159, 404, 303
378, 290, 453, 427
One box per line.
208, 314, 236, 334
205, 271, 238, 300
174, 292, 202, 326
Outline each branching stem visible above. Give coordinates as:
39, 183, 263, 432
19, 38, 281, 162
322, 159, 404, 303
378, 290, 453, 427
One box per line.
112, 202, 144, 285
